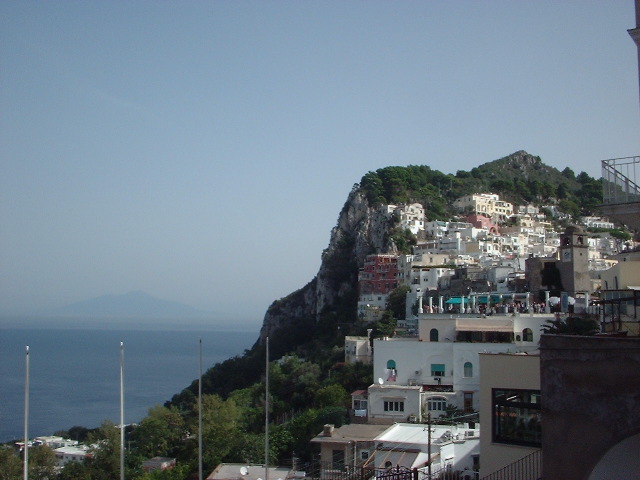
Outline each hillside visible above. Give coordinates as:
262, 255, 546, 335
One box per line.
169, 150, 604, 404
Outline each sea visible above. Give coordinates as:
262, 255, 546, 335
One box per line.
0, 316, 259, 443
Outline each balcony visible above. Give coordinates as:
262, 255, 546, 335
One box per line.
601, 156, 640, 229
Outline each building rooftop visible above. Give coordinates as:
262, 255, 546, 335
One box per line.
310, 423, 390, 445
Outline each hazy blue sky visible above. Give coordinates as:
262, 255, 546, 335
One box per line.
2, 1, 639, 325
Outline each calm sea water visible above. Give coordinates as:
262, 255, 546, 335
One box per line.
0, 318, 259, 442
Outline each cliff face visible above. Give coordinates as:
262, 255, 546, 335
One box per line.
258, 188, 395, 344
256, 150, 603, 347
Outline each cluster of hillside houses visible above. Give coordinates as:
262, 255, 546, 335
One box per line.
332, 194, 640, 478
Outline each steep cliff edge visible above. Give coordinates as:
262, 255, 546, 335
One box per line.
258, 187, 396, 346
255, 150, 605, 351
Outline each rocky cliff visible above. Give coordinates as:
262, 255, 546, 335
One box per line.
258, 186, 396, 344
256, 150, 605, 348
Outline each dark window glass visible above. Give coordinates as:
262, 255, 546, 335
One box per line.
492, 389, 541, 447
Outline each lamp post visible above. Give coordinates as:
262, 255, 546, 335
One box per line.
199, 338, 203, 480
120, 342, 125, 480
23, 345, 29, 480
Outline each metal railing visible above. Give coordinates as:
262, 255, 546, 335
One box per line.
479, 449, 541, 480
602, 156, 640, 204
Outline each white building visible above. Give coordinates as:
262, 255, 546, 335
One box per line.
424, 220, 448, 238
368, 313, 550, 419
54, 445, 90, 466
35, 436, 77, 449
345, 335, 372, 364
371, 422, 480, 479
453, 194, 514, 222
581, 216, 615, 230
394, 203, 425, 234
357, 294, 387, 321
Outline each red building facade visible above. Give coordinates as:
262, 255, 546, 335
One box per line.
358, 254, 399, 295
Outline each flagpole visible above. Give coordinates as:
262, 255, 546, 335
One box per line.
198, 337, 203, 480
265, 336, 269, 480
23, 345, 29, 480
120, 342, 125, 480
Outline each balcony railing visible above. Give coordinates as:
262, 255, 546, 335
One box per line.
479, 449, 541, 480
602, 156, 640, 205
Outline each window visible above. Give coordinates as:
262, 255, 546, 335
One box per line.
522, 328, 533, 342
386, 360, 397, 381
332, 449, 345, 469
427, 396, 447, 411
430, 328, 439, 342
353, 399, 368, 410
464, 362, 473, 377
431, 363, 445, 377
383, 400, 404, 412
492, 389, 541, 447
463, 392, 474, 412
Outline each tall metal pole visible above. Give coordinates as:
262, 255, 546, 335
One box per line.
198, 338, 203, 480
265, 337, 269, 480
120, 342, 125, 480
427, 413, 432, 480
23, 345, 29, 480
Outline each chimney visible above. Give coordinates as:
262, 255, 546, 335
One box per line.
323, 424, 334, 437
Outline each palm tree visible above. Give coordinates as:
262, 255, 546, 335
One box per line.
541, 316, 599, 335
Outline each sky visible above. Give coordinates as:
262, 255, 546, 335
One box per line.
1, 1, 639, 326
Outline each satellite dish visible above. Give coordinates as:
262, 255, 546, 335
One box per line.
378, 378, 384, 385
240, 467, 248, 476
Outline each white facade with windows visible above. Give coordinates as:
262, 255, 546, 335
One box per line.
453, 193, 514, 222
394, 203, 425, 234
368, 314, 549, 420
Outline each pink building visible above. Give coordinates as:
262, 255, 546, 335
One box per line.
358, 254, 398, 295
464, 214, 499, 234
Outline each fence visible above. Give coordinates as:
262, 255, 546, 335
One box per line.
479, 449, 541, 480
602, 156, 640, 204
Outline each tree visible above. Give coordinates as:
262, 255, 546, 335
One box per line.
561, 167, 575, 180
196, 394, 242, 472
130, 405, 185, 459
57, 461, 93, 480
556, 183, 569, 200
542, 316, 599, 335
377, 310, 397, 337
28, 445, 58, 480
0, 446, 21, 480
558, 199, 580, 219
387, 285, 410, 320
85, 421, 123, 480
314, 384, 349, 409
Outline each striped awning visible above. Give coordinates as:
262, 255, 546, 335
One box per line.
455, 318, 513, 332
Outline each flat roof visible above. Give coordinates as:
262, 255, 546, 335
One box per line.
311, 424, 390, 444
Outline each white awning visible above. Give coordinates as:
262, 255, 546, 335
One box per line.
455, 318, 513, 332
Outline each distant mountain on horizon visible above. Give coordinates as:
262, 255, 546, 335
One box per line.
49, 290, 213, 318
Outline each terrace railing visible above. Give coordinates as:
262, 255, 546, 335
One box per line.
479, 449, 541, 480
602, 156, 640, 205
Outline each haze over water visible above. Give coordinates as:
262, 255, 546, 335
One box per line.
0, 317, 257, 443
